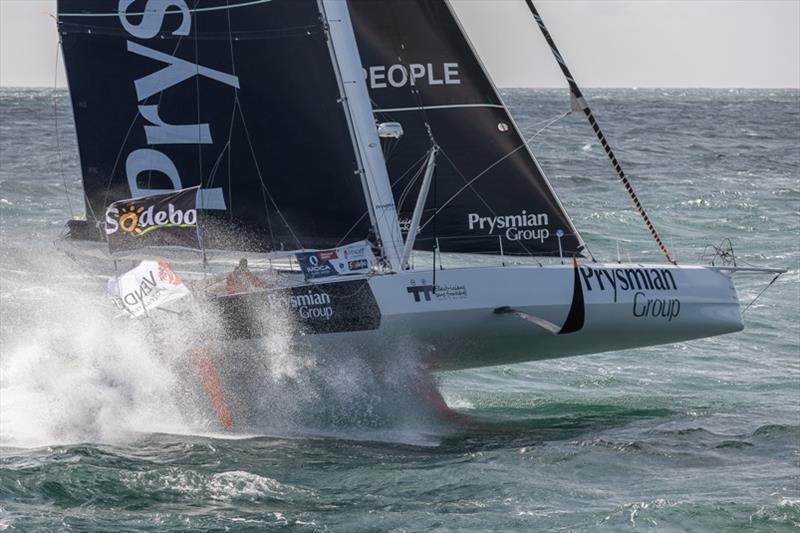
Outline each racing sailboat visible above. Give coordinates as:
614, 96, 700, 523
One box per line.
55, 0, 781, 373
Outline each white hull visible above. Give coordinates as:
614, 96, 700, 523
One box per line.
215, 262, 743, 371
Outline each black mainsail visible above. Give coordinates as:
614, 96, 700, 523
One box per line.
57, 0, 374, 252
348, 0, 585, 257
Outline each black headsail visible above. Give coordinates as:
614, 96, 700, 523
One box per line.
57, 0, 372, 252
348, 0, 585, 257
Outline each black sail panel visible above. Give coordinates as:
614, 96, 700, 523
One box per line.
57, 0, 371, 252
348, 0, 584, 256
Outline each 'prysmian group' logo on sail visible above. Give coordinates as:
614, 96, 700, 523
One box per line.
467, 211, 550, 243
105, 203, 197, 236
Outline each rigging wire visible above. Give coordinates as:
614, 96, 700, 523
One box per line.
191, 0, 210, 269
335, 150, 431, 248
235, 99, 301, 250
525, 0, 675, 264
742, 273, 782, 314
52, 38, 75, 219
225, 0, 237, 224
418, 111, 571, 233
193, 3, 204, 204
396, 154, 429, 212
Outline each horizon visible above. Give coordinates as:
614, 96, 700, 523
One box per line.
2, 86, 798, 91
1, 0, 798, 89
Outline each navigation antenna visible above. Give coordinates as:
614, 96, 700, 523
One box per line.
524, 1, 676, 265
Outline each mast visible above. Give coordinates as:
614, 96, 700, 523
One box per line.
524, 0, 675, 264
318, 0, 404, 271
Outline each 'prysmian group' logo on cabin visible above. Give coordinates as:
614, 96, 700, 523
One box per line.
105, 202, 197, 236
267, 290, 334, 321
467, 211, 550, 243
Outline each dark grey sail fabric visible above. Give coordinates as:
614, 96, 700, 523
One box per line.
58, 0, 372, 252
349, 0, 585, 256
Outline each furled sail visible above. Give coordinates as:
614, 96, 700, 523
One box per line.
348, 0, 585, 256
57, 0, 373, 252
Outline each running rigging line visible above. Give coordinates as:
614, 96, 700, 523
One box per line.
53, 39, 75, 220
524, 0, 676, 264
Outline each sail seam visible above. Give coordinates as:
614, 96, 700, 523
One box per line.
373, 103, 505, 113
59, 0, 275, 17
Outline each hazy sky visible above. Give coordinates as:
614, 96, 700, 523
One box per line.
1, 0, 798, 88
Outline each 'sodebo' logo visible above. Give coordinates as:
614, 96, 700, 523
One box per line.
580, 267, 681, 321
105, 202, 197, 236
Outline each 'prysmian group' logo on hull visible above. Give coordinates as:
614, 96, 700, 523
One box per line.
467, 211, 550, 243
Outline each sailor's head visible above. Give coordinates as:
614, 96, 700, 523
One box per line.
237, 258, 248, 271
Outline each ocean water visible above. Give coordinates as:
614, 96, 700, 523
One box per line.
1, 88, 798, 531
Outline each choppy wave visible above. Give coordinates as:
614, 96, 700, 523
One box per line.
1, 88, 798, 531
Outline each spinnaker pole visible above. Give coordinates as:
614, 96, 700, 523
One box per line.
524, 1, 675, 264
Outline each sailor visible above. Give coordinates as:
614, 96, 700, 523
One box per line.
226, 258, 271, 294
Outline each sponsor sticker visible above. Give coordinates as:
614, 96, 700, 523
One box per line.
296, 241, 375, 281
107, 260, 191, 318
406, 278, 468, 303
215, 279, 381, 338
579, 266, 681, 321
105, 186, 201, 254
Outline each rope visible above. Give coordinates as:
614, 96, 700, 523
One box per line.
53, 40, 75, 219
525, 0, 675, 265
418, 111, 571, 233
334, 151, 430, 248
742, 273, 782, 314
235, 99, 300, 249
